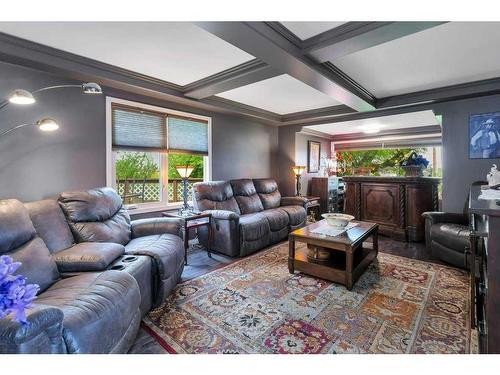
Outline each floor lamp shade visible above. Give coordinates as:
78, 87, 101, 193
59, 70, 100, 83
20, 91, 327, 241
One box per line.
176, 165, 194, 179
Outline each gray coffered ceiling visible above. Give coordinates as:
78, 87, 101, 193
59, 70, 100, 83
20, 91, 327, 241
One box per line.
0, 21, 499, 127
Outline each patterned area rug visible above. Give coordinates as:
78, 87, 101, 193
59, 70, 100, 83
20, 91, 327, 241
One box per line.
143, 242, 473, 354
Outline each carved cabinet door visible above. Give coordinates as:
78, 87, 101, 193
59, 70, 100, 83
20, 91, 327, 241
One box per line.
361, 183, 400, 227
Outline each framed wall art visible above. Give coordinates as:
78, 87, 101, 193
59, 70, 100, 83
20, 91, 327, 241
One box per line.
469, 111, 500, 159
307, 141, 321, 173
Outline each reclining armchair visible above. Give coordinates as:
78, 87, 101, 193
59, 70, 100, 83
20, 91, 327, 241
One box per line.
422, 182, 486, 270
422, 210, 470, 269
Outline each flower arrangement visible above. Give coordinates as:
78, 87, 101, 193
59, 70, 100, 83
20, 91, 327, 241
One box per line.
400, 151, 430, 176
400, 151, 430, 168
0, 255, 39, 325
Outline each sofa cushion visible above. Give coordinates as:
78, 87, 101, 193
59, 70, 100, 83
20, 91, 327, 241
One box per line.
25, 199, 75, 254
260, 208, 289, 232
430, 223, 470, 251
253, 179, 281, 209
231, 179, 264, 214
0, 199, 60, 292
193, 181, 241, 214
0, 199, 37, 254
37, 271, 141, 354
279, 205, 307, 226
52, 242, 125, 272
9, 237, 60, 293
58, 188, 131, 245
239, 213, 271, 241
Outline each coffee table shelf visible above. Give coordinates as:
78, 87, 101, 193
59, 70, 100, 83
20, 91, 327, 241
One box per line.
288, 220, 378, 290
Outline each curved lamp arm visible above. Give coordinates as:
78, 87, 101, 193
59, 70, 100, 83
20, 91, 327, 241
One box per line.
0, 123, 34, 138
0, 118, 59, 139
32, 84, 82, 94
0, 82, 102, 111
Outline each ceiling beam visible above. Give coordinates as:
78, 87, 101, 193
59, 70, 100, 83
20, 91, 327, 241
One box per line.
330, 124, 442, 142
376, 76, 500, 108
281, 104, 355, 125
195, 22, 376, 112
280, 101, 437, 128
305, 22, 447, 63
183, 58, 281, 99
200, 96, 282, 123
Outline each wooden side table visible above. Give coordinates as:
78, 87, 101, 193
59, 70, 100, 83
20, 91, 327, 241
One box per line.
304, 196, 321, 221
162, 211, 212, 265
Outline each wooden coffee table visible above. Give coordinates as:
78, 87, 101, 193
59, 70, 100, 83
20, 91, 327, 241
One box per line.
288, 220, 378, 290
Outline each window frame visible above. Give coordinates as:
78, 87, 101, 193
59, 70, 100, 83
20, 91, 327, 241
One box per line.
106, 96, 212, 214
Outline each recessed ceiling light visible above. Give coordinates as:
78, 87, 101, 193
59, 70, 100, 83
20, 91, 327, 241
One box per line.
358, 124, 384, 134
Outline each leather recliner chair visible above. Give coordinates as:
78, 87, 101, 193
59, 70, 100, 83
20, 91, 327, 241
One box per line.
422, 210, 470, 269
193, 178, 307, 257
422, 182, 486, 270
0, 187, 185, 353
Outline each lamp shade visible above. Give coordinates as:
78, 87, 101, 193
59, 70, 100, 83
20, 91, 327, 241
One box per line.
82, 82, 103, 95
176, 165, 194, 179
292, 166, 305, 176
8, 89, 36, 105
36, 118, 59, 132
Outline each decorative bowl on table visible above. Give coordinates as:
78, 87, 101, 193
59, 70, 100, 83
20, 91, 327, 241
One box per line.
321, 213, 355, 228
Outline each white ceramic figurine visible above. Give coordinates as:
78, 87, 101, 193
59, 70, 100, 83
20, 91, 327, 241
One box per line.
487, 164, 500, 189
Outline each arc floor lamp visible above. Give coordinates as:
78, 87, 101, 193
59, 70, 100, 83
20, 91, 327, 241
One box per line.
0, 82, 102, 139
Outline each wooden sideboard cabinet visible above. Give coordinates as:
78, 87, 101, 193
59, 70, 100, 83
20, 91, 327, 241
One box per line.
343, 176, 440, 241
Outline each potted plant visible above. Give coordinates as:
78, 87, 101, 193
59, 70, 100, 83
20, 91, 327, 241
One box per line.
400, 151, 430, 177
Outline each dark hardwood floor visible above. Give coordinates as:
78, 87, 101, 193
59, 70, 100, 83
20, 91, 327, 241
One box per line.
128, 234, 445, 353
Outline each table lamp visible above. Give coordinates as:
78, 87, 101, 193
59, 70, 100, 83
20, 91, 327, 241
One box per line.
292, 166, 305, 196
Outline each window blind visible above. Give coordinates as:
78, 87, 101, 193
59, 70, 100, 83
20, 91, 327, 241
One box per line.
112, 106, 167, 152
168, 116, 209, 155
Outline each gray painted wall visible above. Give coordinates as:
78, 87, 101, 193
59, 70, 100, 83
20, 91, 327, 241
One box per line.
433, 94, 500, 213
0, 61, 278, 202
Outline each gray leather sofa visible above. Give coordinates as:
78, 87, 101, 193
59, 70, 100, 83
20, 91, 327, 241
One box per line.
193, 178, 307, 257
0, 187, 184, 354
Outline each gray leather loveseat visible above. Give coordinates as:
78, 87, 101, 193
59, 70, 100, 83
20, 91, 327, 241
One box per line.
0, 187, 184, 354
193, 178, 307, 257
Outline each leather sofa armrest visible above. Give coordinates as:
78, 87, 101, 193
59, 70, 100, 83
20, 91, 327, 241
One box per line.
280, 196, 308, 208
421, 211, 469, 226
131, 217, 184, 239
202, 210, 240, 222
0, 303, 64, 353
52, 242, 125, 272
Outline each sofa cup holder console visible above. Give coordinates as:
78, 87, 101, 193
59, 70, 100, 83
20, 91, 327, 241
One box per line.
122, 255, 138, 263
110, 264, 126, 271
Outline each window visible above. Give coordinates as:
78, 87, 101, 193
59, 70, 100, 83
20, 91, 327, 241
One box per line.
335, 147, 442, 177
106, 97, 211, 212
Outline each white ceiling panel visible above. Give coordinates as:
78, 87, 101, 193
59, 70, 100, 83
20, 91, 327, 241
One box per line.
217, 74, 341, 115
0, 22, 254, 86
281, 22, 346, 40
333, 22, 500, 98
305, 110, 439, 136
